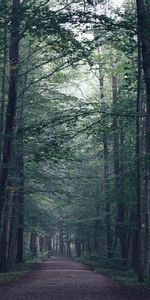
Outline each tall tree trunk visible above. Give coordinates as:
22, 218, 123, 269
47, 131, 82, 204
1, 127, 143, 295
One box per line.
98, 51, 113, 258
59, 221, 64, 256
16, 39, 32, 263
0, 140, 18, 269
135, 30, 143, 281
15, 152, 24, 263
103, 131, 113, 259
66, 226, 71, 257
112, 72, 120, 250
0, 20, 8, 163
75, 239, 81, 257
119, 125, 129, 265
6, 192, 18, 268
30, 232, 38, 257
94, 209, 100, 256
16, 105, 24, 263
112, 72, 127, 263
144, 174, 150, 277
0, 192, 12, 270
0, 0, 21, 227
136, 0, 150, 280
39, 237, 45, 253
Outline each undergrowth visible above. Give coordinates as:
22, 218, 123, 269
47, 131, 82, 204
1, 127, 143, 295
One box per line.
0, 252, 48, 284
0, 263, 33, 284
78, 255, 150, 289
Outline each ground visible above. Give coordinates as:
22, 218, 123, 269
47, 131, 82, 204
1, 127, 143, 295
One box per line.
0, 257, 149, 299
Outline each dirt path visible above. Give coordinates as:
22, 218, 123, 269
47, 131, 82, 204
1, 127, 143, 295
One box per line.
0, 257, 149, 299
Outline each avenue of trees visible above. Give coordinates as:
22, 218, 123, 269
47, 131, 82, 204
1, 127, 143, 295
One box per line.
0, 0, 150, 283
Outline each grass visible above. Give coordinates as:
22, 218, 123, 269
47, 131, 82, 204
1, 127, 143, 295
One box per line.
78, 255, 150, 290
0, 271, 27, 283
0, 252, 49, 284
0, 263, 33, 284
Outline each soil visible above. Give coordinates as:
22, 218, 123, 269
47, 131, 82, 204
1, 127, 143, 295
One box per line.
0, 257, 149, 299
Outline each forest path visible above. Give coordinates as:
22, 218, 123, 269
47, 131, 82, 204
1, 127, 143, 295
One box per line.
0, 256, 149, 300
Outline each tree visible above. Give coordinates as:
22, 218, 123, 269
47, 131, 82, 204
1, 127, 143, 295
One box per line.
0, 0, 21, 269
136, 0, 150, 280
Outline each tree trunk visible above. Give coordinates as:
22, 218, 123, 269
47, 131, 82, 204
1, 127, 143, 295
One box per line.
16, 181, 24, 263
39, 237, 45, 253
112, 73, 120, 250
59, 221, 64, 256
136, 0, 150, 280
6, 193, 18, 268
0, 0, 21, 226
98, 51, 113, 259
94, 213, 100, 256
144, 174, 150, 277
103, 131, 113, 259
0, 192, 12, 270
16, 110, 24, 263
30, 233, 38, 257
0, 20, 8, 163
66, 227, 72, 257
75, 239, 81, 257
134, 29, 143, 281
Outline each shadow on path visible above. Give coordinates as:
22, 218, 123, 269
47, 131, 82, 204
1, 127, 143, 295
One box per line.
0, 257, 149, 300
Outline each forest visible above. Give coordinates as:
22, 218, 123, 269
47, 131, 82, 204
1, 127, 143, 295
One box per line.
0, 0, 150, 288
